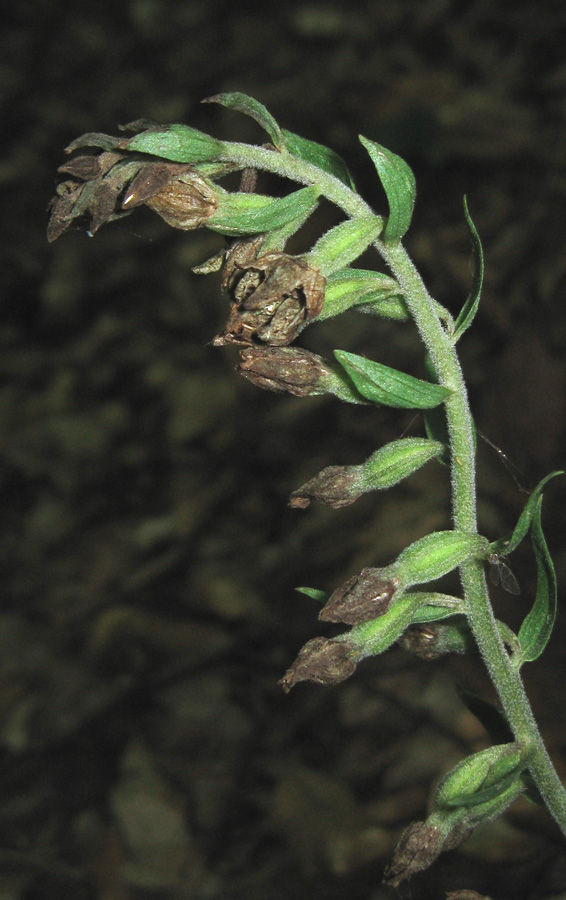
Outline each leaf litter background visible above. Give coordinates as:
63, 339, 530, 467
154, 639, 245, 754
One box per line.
3, 1, 566, 898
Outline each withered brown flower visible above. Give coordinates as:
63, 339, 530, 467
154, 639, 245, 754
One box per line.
278, 637, 357, 693
319, 567, 400, 625
47, 146, 217, 242
214, 238, 325, 346
236, 346, 331, 396
288, 464, 365, 509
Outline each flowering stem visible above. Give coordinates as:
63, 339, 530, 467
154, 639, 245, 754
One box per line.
219, 139, 566, 834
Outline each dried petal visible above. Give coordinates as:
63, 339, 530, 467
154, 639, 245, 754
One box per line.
279, 637, 357, 693
319, 568, 400, 624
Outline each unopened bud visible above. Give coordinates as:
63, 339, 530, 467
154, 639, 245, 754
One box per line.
319, 568, 400, 624
279, 637, 357, 693
215, 240, 325, 346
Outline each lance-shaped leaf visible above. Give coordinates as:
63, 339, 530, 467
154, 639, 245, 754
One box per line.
396, 530, 489, 586
359, 136, 416, 242
282, 128, 355, 188
121, 124, 224, 163
334, 350, 452, 409
317, 269, 407, 322
306, 215, 384, 276
203, 91, 285, 149
489, 470, 563, 557
295, 587, 328, 603
435, 743, 531, 810
209, 185, 320, 236
516, 496, 558, 665
453, 196, 484, 342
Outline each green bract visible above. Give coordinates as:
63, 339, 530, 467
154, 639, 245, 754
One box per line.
359, 136, 416, 242
123, 124, 225, 163
334, 350, 452, 409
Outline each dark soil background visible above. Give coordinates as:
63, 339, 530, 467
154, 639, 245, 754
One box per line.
3, 1, 566, 898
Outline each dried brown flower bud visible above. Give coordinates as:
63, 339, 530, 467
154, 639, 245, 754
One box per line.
279, 637, 357, 693
237, 346, 331, 396
319, 568, 400, 625
48, 146, 217, 241
398, 621, 475, 660
383, 821, 446, 886
215, 240, 325, 346
288, 464, 364, 509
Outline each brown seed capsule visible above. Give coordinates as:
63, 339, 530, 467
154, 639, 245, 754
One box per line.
288, 464, 364, 509
216, 245, 326, 346
319, 568, 400, 624
278, 637, 357, 693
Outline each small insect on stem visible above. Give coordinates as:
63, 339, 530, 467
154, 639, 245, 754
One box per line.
488, 553, 520, 595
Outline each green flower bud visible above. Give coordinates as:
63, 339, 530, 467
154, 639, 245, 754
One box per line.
305, 215, 383, 276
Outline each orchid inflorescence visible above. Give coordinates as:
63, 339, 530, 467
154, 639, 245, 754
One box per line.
48, 92, 565, 887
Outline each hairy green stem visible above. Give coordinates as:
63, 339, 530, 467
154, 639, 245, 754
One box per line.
219, 140, 566, 834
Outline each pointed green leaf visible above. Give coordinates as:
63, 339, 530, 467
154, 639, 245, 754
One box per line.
516, 496, 558, 664
296, 587, 328, 603
490, 471, 563, 557
202, 92, 285, 149
453, 197, 484, 342
318, 269, 407, 322
359, 136, 416, 242
65, 132, 122, 153
209, 185, 320, 236
282, 129, 355, 188
334, 350, 452, 409
123, 124, 224, 163
306, 216, 383, 276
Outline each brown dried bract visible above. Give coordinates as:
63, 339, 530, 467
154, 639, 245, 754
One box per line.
215, 244, 325, 346
279, 637, 357, 693
319, 568, 400, 624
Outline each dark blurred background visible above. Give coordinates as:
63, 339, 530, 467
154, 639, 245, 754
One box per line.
2, 1, 566, 898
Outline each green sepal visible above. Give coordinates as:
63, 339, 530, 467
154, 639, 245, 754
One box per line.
459, 690, 514, 745
346, 592, 425, 658
122, 124, 224, 163
209, 185, 320, 236
410, 593, 467, 623
334, 350, 452, 409
396, 531, 489, 586
202, 92, 285, 149
295, 587, 328, 603
306, 216, 384, 276
435, 743, 531, 810
317, 269, 407, 322
489, 470, 563, 557
282, 128, 355, 189
361, 438, 444, 491
516, 496, 558, 665
453, 197, 484, 342
359, 136, 416, 242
